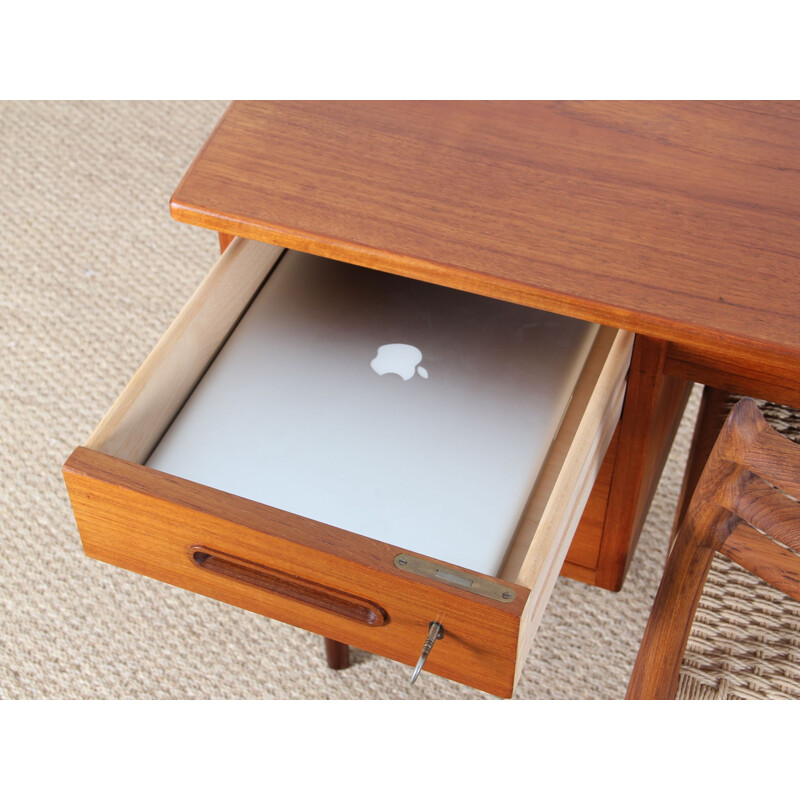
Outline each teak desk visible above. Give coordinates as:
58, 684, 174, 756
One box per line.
64, 102, 800, 696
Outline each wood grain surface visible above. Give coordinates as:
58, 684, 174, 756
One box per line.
64, 447, 528, 697
171, 101, 800, 383
594, 337, 692, 590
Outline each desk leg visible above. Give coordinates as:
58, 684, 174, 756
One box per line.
324, 638, 350, 670
563, 336, 691, 591
598, 336, 692, 589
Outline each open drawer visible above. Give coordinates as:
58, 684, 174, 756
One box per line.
63, 237, 633, 697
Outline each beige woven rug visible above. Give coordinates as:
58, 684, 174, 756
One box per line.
1, 101, 797, 699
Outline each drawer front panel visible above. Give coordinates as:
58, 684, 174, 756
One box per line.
64, 447, 528, 697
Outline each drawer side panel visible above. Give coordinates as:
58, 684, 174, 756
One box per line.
514, 328, 633, 686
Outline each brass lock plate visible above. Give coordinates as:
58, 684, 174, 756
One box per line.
393, 553, 516, 603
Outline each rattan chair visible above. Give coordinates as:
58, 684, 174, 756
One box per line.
627, 396, 800, 699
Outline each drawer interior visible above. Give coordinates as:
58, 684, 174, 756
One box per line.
67, 236, 632, 695
84, 237, 629, 584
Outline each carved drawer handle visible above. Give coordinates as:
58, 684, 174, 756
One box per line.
189, 546, 387, 627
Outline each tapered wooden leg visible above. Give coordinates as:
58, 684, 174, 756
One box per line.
324, 637, 350, 670
594, 337, 692, 590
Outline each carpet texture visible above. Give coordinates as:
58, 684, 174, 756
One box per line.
1, 101, 792, 700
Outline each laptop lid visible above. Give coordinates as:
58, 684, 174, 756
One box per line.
146, 250, 599, 575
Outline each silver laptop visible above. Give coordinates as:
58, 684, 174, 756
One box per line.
146, 250, 599, 575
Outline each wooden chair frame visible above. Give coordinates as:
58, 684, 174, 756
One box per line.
627, 397, 800, 699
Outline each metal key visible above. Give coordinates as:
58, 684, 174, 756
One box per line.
410, 621, 445, 685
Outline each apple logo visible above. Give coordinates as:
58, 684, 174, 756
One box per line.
370, 343, 429, 381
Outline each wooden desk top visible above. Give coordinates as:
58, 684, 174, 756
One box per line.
171, 101, 800, 380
